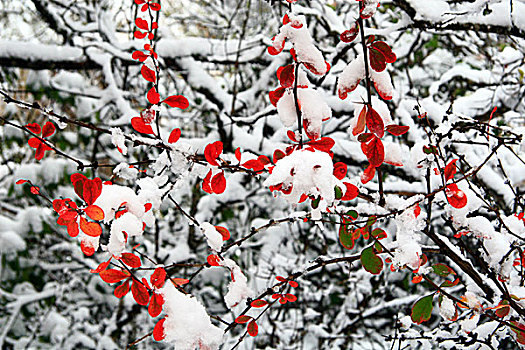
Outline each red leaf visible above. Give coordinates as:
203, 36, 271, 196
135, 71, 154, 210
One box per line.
30, 186, 40, 194
67, 222, 79, 237
308, 137, 335, 152
34, 142, 47, 160
288, 280, 299, 288
204, 141, 223, 166
235, 315, 251, 324
207, 254, 221, 266
211, 171, 226, 194
333, 162, 347, 180
80, 240, 95, 256
84, 205, 104, 221
150, 267, 167, 289
27, 137, 41, 149
202, 169, 213, 194
385, 124, 409, 136
16, 179, 28, 185
131, 279, 150, 306
134, 30, 147, 39
100, 269, 130, 283
163, 95, 189, 109
361, 164, 376, 184
141, 65, 156, 83
90, 259, 111, 273
242, 159, 265, 172
121, 252, 141, 268
82, 177, 102, 205
135, 18, 149, 31
287, 130, 297, 142
362, 136, 384, 168
131, 117, 154, 134
414, 203, 421, 218
366, 107, 384, 138
247, 320, 259, 337
215, 226, 230, 241
285, 293, 297, 302
168, 128, 181, 144
149, 293, 164, 317
446, 183, 467, 209
153, 318, 166, 341
132, 50, 148, 62
371, 41, 396, 63
149, 2, 161, 11
369, 47, 387, 72
269, 87, 285, 107
251, 299, 268, 308
25, 123, 41, 134
147, 86, 160, 105
79, 216, 102, 237
235, 147, 242, 162
444, 159, 458, 182
273, 149, 285, 163
171, 278, 189, 286
277, 64, 295, 88
340, 23, 359, 43
42, 122, 56, 138
114, 279, 131, 298
341, 182, 359, 201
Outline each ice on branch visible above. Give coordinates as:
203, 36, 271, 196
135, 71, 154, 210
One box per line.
269, 14, 329, 75
220, 258, 254, 308
263, 149, 341, 211
338, 54, 394, 101
160, 282, 223, 350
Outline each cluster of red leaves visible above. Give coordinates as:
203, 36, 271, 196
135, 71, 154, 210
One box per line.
202, 141, 227, 194
51, 174, 105, 255
366, 36, 396, 72
15, 179, 41, 195
25, 122, 55, 160
339, 213, 387, 251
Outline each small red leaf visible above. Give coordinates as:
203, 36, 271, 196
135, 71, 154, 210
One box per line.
150, 267, 167, 289
135, 18, 149, 30
80, 240, 95, 256
446, 183, 467, 209
235, 147, 242, 162
163, 95, 189, 109
385, 124, 409, 136
340, 24, 359, 43
277, 64, 295, 88
168, 128, 181, 143
131, 117, 155, 134
341, 182, 359, 201
235, 315, 251, 324
369, 47, 387, 72
251, 299, 268, 308
333, 162, 347, 180
366, 107, 384, 138
171, 278, 189, 286
149, 2, 161, 11
285, 293, 297, 302
132, 50, 148, 62
269, 87, 285, 107
211, 172, 226, 194
79, 216, 102, 237
202, 170, 213, 194
82, 177, 102, 205
371, 41, 396, 63
114, 279, 131, 298
90, 259, 112, 273
444, 159, 458, 182
362, 136, 384, 168
131, 279, 150, 306
247, 320, 259, 337
147, 86, 160, 105
16, 179, 28, 185
153, 318, 166, 341
100, 269, 130, 283
148, 293, 164, 317
84, 205, 104, 221
207, 254, 221, 266
308, 137, 335, 152
361, 164, 376, 184
30, 186, 40, 194
215, 226, 230, 241
121, 252, 141, 268
204, 141, 223, 166
25, 123, 41, 134
141, 65, 156, 83
134, 30, 147, 39
42, 122, 56, 138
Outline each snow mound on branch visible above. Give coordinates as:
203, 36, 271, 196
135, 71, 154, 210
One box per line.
220, 258, 254, 308
161, 282, 223, 350
263, 149, 340, 208
200, 222, 223, 251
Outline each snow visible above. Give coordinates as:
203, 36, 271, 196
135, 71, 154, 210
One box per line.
200, 222, 223, 251
220, 258, 254, 308
160, 282, 223, 350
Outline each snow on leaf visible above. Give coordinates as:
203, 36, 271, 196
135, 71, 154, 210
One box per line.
152, 318, 166, 341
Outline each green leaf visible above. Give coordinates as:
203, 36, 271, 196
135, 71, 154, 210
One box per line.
334, 186, 343, 200
371, 228, 387, 239
311, 197, 320, 209
411, 294, 434, 324
366, 215, 377, 227
339, 223, 354, 250
360, 246, 383, 274
345, 210, 358, 220
440, 278, 459, 288
432, 263, 456, 277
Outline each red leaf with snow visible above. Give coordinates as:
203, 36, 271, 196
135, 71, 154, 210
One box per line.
204, 141, 223, 166
366, 107, 384, 138
150, 267, 167, 289
131, 279, 150, 306
153, 318, 166, 341
147, 86, 160, 105
211, 171, 226, 194
446, 183, 467, 209
340, 23, 359, 43
141, 65, 156, 83
114, 279, 130, 298
207, 254, 221, 266
215, 226, 230, 241
168, 128, 181, 144
163, 95, 189, 109
361, 164, 376, 184
131, 117, 154, 134
80, 240, 95, 256
100, 269, 130, 283
341, 182, 359, 201
202, 169, 213, 194
385, 124, 409, 136
269, 87, 285, 107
